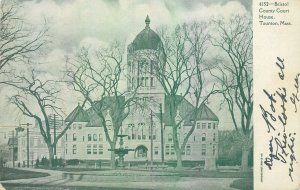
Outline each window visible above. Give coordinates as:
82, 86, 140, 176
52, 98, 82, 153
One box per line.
202, 144, 206, 156
99, 144, 103, 155
197, 123, 201, 129
208, 123, 211, 129
213, 133, 216, 142
193, 136, 196, 142
150, 61, 154, 74
72, 145, 76, 154
186, 145, 191, 155
83, 136, 85, 141
87, 144, 91, 154
213, 145, 216, 155
168, 133, 172, 142
129, 124, 135, 139
145, 77, 149, 87
142, 128, 146, 140
202, 133, 206, 142
152, 126, 156, 140
78, 124, 82, 130
165, 144, 170, 155
138, 128, 141, 140
171, 145, 175, 155
93, 144, 97, 154
127, 125, 131, 140
154, 146, 159, 155
99, 134, 103, 141
213, 123, 217, 129
65, 144, 68, 154
73, 133, 77, 141
150, 77, 154, 87
88, 134, 92, 141
65, 134, 67, 141
202, 123, 206, 129
141, 77, 145, 87
93, 134, 97, 141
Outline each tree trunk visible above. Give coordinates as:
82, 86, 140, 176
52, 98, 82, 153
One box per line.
47, 145, 54, 168
110, 142, 116, 169
176, 149, 183, 170
240, 146, 249, 171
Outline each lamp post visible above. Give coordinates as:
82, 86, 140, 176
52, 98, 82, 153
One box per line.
21, 123, 32, 168
159, 103, 164, 165
150, 110, 153, 168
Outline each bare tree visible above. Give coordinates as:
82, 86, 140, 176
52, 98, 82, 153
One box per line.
3, 69, 86, 168
152, 22, 217, 169
0, 0, 47, 72
211, 15, 253, 171
66, 42, 138, 169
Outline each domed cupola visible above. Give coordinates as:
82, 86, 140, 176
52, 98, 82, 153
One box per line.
131, 15, 162, 51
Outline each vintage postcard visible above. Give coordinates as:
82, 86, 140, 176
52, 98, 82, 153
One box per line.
0, 0, 298, 190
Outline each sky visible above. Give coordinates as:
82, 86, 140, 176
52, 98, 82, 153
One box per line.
0, 0, 251, 130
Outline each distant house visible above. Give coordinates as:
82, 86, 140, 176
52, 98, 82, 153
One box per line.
64, 16, 219, 170
16, 120, 64, 164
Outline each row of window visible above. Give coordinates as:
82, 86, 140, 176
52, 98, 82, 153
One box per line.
69, 124, 83, 130
66, 144, 216, 156
196, 123, 217, 130
165, 144, 191, 156
167, 133, 216, 142
66, 134, 104, 142
164, 144, 217, 156
87, 144, 104, 155
65, 144, 104, 155
125, 123, 158, 140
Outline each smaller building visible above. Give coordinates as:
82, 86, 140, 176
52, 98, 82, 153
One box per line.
17, 120, 65, 164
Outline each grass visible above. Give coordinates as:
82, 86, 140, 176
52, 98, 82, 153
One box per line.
2, 183, 152, 190
0, 168, 49, 181
230, 178, 253, 190
182, 170, 253, 178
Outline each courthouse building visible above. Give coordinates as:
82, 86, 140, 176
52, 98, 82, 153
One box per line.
64, 16, 219, 170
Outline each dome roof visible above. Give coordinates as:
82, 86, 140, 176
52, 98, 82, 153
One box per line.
131, 15, 162, 51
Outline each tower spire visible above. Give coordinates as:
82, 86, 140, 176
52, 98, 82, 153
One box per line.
145, 15, 150, 27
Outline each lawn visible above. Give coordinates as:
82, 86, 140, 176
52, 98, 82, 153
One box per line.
0, 168, 49, 181
230, 178, 253, 190
1, 184, 151, 190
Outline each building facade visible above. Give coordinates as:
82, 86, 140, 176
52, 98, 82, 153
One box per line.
17, 121, 64, 165
64, 16, 219, 170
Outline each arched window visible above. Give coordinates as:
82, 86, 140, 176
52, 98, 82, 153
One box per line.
152, 126, 156, 140
168, 133, 172, 142
135, 145, 148, 158
73, 133, 77, 141
132, 125, 135, 139
202, 133, 206, 142
88, 134, 92, 141
127, 125, 131, 140
93, 134, 97, 141
99, 134, 103, 141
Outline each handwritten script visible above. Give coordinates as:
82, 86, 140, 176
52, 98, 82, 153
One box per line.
259, 57, 299, 182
